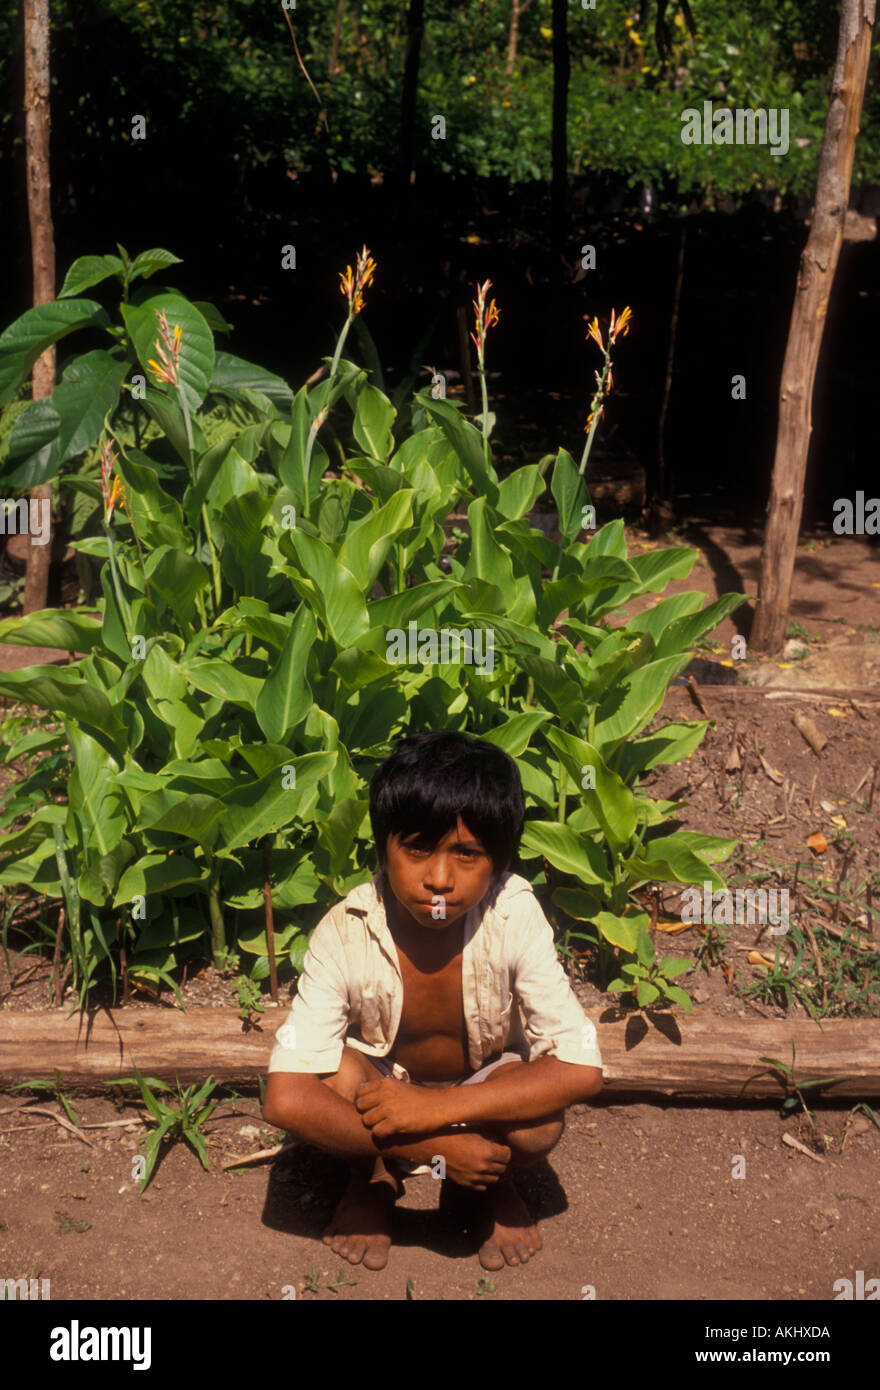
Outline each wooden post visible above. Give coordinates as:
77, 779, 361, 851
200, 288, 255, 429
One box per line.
550, 0, 570, 246
22, 0, 56, 616
752, 0, 876, 653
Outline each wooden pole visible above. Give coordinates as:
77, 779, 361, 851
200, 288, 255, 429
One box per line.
2, 1009, 878, 1098
752, 0, 876, 653
22, 0, 56, 616
550, 0, 570, 246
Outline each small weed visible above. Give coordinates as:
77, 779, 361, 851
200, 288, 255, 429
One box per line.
106, 1065, 218, 1192
54, 1207, 91, 1235
406, 1278, 419, 1300
755, 1043, 848, 1131
233, 974, 265, 1025
12, 1068, 79, 1125
300, 1266, 356, 1295
475, 1274, 497, 1299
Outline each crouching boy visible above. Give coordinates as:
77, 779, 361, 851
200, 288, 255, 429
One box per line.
262, 730, 603, 1271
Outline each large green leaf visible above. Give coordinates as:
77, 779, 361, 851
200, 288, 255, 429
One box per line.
544, 726, 638, 852
497, 464, 546, 523
594, 656, 690, 747
462, 496, 514, 594
0, 298, 110, 407
57, 255, 125, 299
66, 725, 127, 859
550, 449, 590, 544
145, 547, 210, 626
210, 351, 293, 406
0, 610, 102, 653
182, 658, 263, 709
338, 490, 415, 593
481, 711, 551, 756
8, 346, 129, 484
519, 821, 608, 885
352, 383, 395, 460
418, 393, 499, 503
139, 791, 227, 849
0, 668, 126, 756
128, 248, 184, 284
255, 606, 316, 743
218, 752, 336, 850
615, 721, 708, 779
286, 530, 369, 647
623, 836, 727, 893
121, 294, 214, 412
114, 853, 207, 906
115, 447, 189, 549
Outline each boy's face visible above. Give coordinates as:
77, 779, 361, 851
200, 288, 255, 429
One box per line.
381, 816, 500, 933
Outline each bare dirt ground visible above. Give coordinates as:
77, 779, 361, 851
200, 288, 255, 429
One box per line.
0, 520, 878, 1300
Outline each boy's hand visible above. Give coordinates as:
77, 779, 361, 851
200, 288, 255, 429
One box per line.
354, 1077, 445, 1138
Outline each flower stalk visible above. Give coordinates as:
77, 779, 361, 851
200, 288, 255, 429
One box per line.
471, 279, 500, 469
301, 246, 377, 519
579, 305, 632, 477
148, 309, 220, 619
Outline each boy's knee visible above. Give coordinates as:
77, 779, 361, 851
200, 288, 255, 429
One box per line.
504, 1111, 565, 1161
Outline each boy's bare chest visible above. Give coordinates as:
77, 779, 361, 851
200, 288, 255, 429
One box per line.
394, 940, 465, 1041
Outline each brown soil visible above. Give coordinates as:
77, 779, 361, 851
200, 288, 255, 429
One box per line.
0, 519, 878, 1299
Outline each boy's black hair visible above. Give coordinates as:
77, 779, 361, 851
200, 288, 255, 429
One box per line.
369, 730, 525, 877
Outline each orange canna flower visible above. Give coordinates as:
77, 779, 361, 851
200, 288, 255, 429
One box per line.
99, 435, 125, 521
339, 245, 377, 317
470, 279, 500, 359
610, 305, 633, 341
585, 315, 604, 351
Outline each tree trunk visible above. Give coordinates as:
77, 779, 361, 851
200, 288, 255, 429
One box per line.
752, 0, 875, 654
1, 1008, 878, 1097
22, 0, 56, 617
504, 0, 533, 104
328, 0, 345, 77
397, 0, 425, 192
550, 0, 570, 245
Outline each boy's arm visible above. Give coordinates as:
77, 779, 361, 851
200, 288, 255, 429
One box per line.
263, 1070, 489, 1170
354, 1057, 601, 1137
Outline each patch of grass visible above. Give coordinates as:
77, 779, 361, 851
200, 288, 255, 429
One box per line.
106, 1066, 219, 1192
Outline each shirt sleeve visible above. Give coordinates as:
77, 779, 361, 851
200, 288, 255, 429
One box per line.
510, 893, 603, 1070
267, 909, 351, 1075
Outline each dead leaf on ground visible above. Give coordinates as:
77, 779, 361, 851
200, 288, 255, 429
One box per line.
807, 832, 828, 853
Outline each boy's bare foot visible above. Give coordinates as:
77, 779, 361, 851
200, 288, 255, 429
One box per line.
474, 1175, 543, 1270
322, 1165, 400, 1270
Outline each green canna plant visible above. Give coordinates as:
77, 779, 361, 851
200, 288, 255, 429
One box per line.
0, 248, 746, 1013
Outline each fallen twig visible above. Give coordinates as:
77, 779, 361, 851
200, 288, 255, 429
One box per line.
687, 675, 711, 719
0, 1104, 96, 1148
781, 1132, 824, 1163
222, 1143, 285, 1170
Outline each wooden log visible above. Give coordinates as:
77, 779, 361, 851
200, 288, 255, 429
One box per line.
1, 1009, 878, 1099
